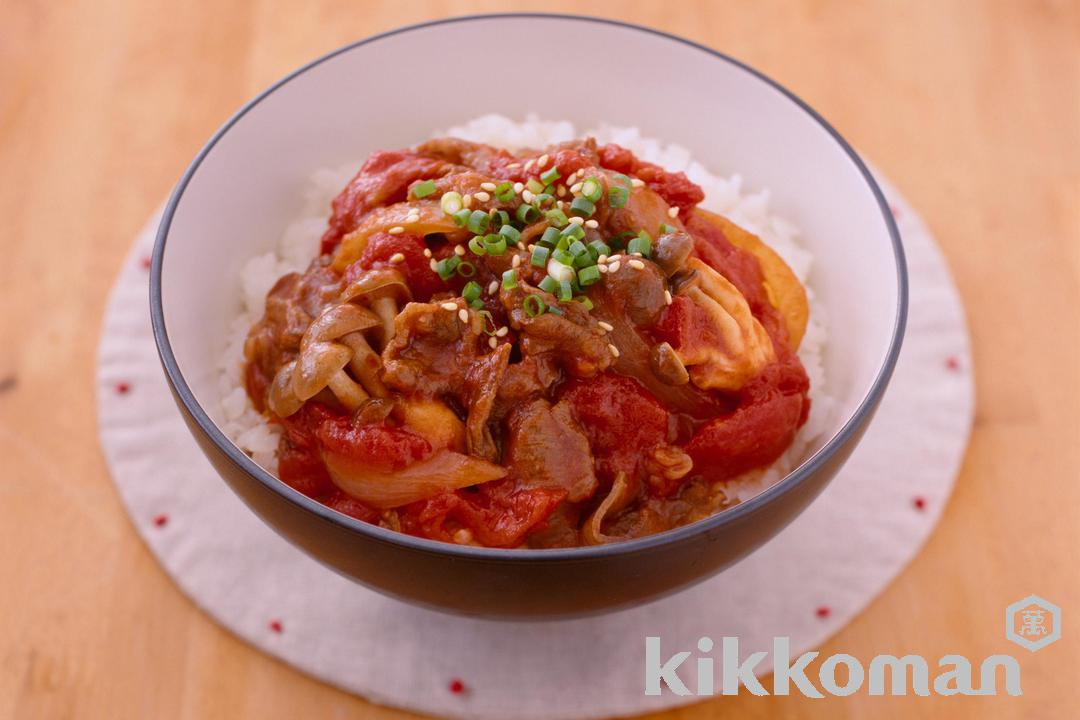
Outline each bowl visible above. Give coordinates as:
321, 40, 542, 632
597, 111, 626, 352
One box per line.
151, 13, 906, 618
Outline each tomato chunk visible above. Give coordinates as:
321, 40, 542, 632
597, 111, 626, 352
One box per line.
347, 231, 445, 301
597, 143, 705, 213
401, 482, 567, 548
560, 373, 671, 483
316, 415, 432, 472
686, 359, 810, 482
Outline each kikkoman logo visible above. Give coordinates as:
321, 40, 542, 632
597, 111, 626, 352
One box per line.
644, 595, 1061, 698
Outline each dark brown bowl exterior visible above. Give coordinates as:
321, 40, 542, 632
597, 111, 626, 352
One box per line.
151, 14, 906, 620
167, 378, 880, 618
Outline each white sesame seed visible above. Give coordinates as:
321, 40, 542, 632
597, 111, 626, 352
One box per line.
522, 189, 535, 204
513, 182, 524, 193
597, 264, 608, 274
429, 259, 439, 272
629, 259, 646, 270
608, 261, 621, 272
557, 200, 566, 210
585, 219, 599, 229
488, 336, 498, 349
537, 154, 549, 169
524, 159, 535, 172
474, 191, 491, 202
597, 254, 608, 264
458, 308, 469, 323
631, 251, 643, 258
607, 254, 622, 263
570, 182, 583, 194
668, 206, 679, 218
488, 280, 499, 295
480, 182, 497, 192
631, 178, 645, 188
511, 254, 521, 268
495, 326, 509, 337
507, 162, 521, 169
388, 226, 405, 235
664, 290, 673, 305
454, 245, 466, 256
557, 185, 567, 197
389, 252, 405, 264
598, 321, 614, 332
517, 242, 526, 250
423, 248, 432, 258
568, 216, 584, 226
608, 344, 620, 358
440, 302, 458, 311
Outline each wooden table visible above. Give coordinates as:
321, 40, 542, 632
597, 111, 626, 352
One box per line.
2, 1, 1077, 718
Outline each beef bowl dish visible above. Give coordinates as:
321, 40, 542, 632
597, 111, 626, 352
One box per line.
152, 15, 905, 617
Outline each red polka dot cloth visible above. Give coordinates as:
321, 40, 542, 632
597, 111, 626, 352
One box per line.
97, 171, 972, 719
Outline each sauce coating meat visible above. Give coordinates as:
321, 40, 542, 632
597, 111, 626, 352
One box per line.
243, 137, 811, 547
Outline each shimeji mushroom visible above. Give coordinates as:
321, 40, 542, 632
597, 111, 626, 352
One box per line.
303, 303, 387, 398
292, 341, 368, 412
340, 267, 412, 348
650, 341, 690, 386
268, 359, 304, 418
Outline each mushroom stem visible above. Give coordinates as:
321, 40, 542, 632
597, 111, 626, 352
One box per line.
340, 332, 389, 397
651, 342, 690, 386
268, 360, 304, 417
327, 369, 368, 412
371, 296, 399, 347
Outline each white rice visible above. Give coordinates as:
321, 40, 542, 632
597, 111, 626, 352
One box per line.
215, 115, 834, 502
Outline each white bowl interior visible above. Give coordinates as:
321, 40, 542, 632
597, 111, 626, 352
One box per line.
161, 16, 901, 469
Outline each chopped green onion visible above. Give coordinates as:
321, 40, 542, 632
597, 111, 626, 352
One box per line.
553, 249, 575, 266
659, 223, 678, 235
627, 232, 652, 258
608, 185, 629, 208
468, 236, 486, 255
457, 261, 476, 277
569, 196, 595, 217
469, 298, 485, 310
560, 223, 585, 242
555, 235, 570, 251
413, 179, 437, 198
466, 210, 490, 235
539, 227, 561, 247
538, 275, 559, 294
495, 181, 515, 203
568, 240, 588, 257
588, 239, 611, 257
452, 208, 472, 227
516, 203, 541, 224
436, 256, 460, 280
491, 209, 510, 229
540, 167, 561, 185
557, 280, 573, 301
502, 269, 518, 290
578, 265, 601, 286
545, 208, 569, 228
534, 192, 554, 206
531, 245, 551, 267
462, 281, 482, 302
441, 191, 463, 215
611, 230, 637, 249
523, 295, 546, 317
612, 173, 632, 188
575, 295, 594, 311
547, 305, 565, 316
573, 252, 595, 269
526, 178, 545, 194
580, 177, 603, 203
483, 234, 507, 255
499, 224, 521, 244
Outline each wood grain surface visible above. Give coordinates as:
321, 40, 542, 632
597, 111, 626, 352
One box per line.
1, 1, 1077, 718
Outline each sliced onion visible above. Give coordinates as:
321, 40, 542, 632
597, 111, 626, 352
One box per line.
324, 449, 507, 509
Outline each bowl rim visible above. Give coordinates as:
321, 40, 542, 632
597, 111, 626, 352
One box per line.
150, 12, 908, 562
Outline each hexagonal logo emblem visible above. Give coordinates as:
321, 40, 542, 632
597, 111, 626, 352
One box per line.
1006, 595, 1061, 652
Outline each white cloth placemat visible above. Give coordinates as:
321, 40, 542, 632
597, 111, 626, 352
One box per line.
97, 172, 972, 719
